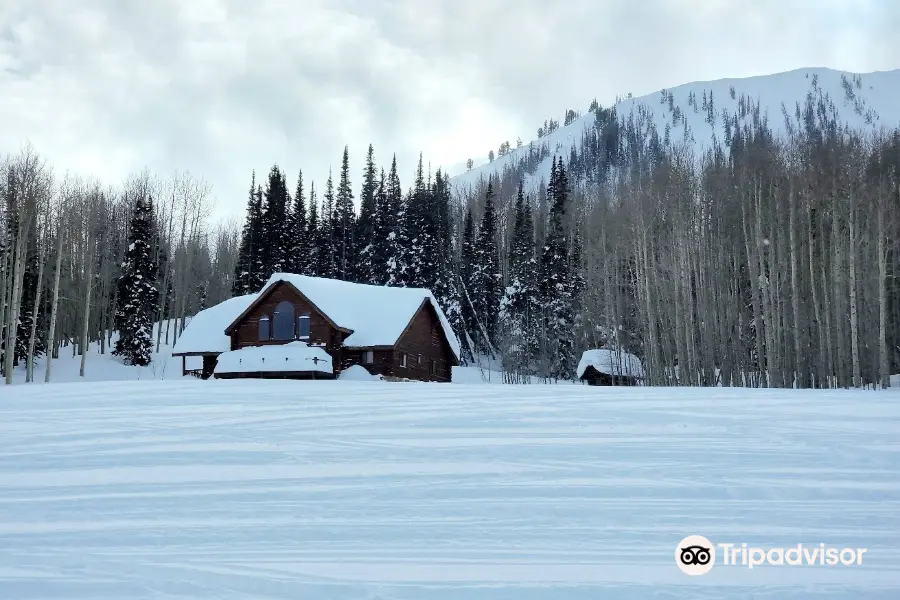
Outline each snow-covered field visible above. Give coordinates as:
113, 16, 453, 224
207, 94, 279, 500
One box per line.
1, 379, 899, 599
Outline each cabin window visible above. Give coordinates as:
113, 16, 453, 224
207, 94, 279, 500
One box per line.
399, 352, 407, 368
417, 354, 422, 365
258, 315, 270, 341
362, 350, 374, 365
429, 360, 436, 375
298, 312, 311, 340
273, 301, 295, 340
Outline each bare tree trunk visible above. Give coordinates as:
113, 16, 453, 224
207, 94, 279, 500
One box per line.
44, 213, 65, 383
79, 239, 93, 378
25, 238, 46, 382
848, 188, 861, 388
877, 206, 889, 388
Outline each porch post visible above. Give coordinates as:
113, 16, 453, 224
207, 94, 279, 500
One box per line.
182, 355, 186, 376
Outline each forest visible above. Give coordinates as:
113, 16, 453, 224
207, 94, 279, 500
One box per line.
2, 76, 899, 388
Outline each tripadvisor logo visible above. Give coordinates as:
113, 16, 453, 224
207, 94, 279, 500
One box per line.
675, 536, 868, 575
676, 535, 715, 575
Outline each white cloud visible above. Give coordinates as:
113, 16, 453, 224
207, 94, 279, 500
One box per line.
1, 0, 896, 220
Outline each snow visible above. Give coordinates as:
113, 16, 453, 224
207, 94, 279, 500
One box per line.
0, 380, 898, 598
214, 342, 333, 375
449, 67, 900, 195
9, 320, 193, 385
261, 273, 461, 359
172, 294, 257, 355
577, 348, 645, 379
338, 364, 384, 381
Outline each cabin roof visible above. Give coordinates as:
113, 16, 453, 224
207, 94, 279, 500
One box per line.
172, 293, 257, 356
577, 348, 645, 379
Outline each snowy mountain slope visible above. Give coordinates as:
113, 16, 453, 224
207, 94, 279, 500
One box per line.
1, 380, 899, 598
449, 67, 900, 193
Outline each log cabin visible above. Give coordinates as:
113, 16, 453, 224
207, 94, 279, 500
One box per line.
172, 273, 460, 382
576, 348, 645, 386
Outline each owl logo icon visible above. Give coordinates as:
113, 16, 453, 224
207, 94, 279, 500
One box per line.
676, 535, 716, 575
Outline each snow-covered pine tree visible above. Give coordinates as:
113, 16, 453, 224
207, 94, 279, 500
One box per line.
539, 157, 576, 381
459, 206, 478, 358
286, 170, 308, 274
15, 227, 45, 364
113, 193, 160, 366
402, 153, 431, 288
319, 170, 337, 279
385, 155, 406, 286
260, 165, 290, 276
470, 179, 501, 355
428, 168, 464, 349
499, 180, 539, 378
307, 182, 319, 276
232, 171, 263, 296
370, 168, 390, 285
356, 144, 378, 283
334, 146, 356, 281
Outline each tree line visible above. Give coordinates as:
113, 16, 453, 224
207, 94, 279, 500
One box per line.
4, 74, 899, 388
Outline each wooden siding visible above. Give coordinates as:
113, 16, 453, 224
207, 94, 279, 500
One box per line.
391, 301, 455, 382
230, 282, 343, 372
341, 348, 395, 378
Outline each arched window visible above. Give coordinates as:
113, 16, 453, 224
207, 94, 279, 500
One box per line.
298, 312, 311, 340
273, 301, 295, 340
258, 315, 270, 341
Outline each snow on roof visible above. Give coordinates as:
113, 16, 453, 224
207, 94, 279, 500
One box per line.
172, 294, 257, 355
214, 342, 333, 375
261, 273, 461, 360
577, 348, 645, 379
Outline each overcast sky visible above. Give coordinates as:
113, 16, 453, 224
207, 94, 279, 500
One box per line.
1, 0, 897, 221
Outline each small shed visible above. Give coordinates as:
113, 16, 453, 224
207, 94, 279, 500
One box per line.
577, 348, 645, 386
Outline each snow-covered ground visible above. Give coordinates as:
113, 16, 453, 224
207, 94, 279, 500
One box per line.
1, 379, 898, 599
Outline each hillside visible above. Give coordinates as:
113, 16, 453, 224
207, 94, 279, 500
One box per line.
449, 67, 900, 193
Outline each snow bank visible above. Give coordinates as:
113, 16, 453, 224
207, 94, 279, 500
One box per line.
577, 348, 645, 379
173, 294, 257, 355
262, 273, 461, 360
338, 365, 383, 381
214, 342, 333, 375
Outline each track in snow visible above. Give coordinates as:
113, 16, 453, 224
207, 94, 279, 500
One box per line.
1, 380, 899, 599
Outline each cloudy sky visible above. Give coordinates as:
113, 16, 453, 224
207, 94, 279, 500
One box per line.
1, 0, 897, 221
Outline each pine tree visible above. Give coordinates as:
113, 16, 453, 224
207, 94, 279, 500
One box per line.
113, 193, 160, 366
356, 144, 378, 283
286, 170, 308, 274
307, 182, 319, 275
385, 155, 406, 286
334, 146, 356, 280
499, 180, 539, 375
539, 157, 576, 381
232, 171, 263, 296
460, 206, 477, 348
403, 153, 430, 288
260, 165, 290, 276
14, 229, 45, 364
470, 179, 501, 355
429, 168, 463, 348
319, 170, 337, 278
370, 168, 390, 285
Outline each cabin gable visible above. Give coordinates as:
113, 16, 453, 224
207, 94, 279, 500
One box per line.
390, 300, 456, 382
229, 281, 344, 371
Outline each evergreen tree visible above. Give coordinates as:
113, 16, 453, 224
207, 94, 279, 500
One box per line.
370, 168, 390, 285
14, 228, 45, 364
429, 168, 463, 348
356, 144, 378, 283
113, 193, 160, 366
539, 157, 577, 381
260, 165, 290, 276
460, 206, 478, 351
286, 170, 308, 274
232, 171, 263, 296
319, 170, 337, 278
334, 146, 356, 280
499, 180, 540, 375
470, 180, 501, 355
403, 153, 430, 288
385, 155, 406, 286
307, 182, 319, 275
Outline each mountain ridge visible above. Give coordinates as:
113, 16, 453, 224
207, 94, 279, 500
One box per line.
448, 66, 900, 193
